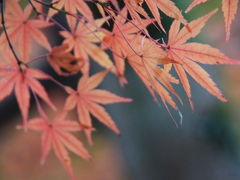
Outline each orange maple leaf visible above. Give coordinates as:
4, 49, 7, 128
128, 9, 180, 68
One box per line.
185, 0, 239, 40
126, 35, 180, 111
124, 0, 151, 32
5, 0, 21, 14
164, 9, 240, 108
47, 44, 84, 76
123, 0, 187, 32
185, 0, 208, 13
48, 0, 93, 30
102, 7, 153, 85
0, 3, 52, 62
64, 70, 132, 144
0, 49, 56, 124
18, 111, 91, 180
59, 18, 115, 75
145, 0, 187, 31
222, 0, 239, 40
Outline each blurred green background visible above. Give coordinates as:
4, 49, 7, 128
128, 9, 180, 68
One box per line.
1, 0, 240, 179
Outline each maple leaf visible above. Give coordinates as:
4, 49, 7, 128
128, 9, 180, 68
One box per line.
163, 9, 240, 108
59, 18, 115, 75
222, 0, 239, 40
123, 0, 149, 23
18, 111, 91, 180
95, 0, 118, 19
29, 0, 44, 15
102, 7, 153, 85
185, 0, 208, 13
126, 35, 180, 111
185, 0, 239, 40
0, 3, 52, 62
64, 70, 132, 144
123, 0, 187, 32
5, 0, 21, 13
123, 0, 151, 32
0, 49, 56, 124
47, 44, 84, 76
48, 0, 93, 30
145, 0, 187, 31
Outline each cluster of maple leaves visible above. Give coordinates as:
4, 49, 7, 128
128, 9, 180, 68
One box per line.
0, 0, 239, 179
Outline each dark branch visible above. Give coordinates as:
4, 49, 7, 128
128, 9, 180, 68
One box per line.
28, 0, 41, 16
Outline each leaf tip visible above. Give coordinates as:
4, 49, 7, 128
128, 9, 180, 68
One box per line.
113, 127, 121, 135
189, 99, 194, 111
220, 96, 228, 102
64, 86, 75, 94
124, 98, 133, 103
16, 124, 22, 130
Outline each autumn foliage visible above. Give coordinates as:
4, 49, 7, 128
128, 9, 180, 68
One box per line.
0, 0, 239, 179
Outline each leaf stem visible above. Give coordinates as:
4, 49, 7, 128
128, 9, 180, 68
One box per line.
31, 89, 49, 121
27, 53, 49, 65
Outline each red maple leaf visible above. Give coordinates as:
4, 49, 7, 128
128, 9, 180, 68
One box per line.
126, 35, 180, 111
64, 70, 132, 144
164, 9, 240, 108
185, 0, 239, 40
47, 44, 84, 76
48, 0, 93, 30
102, 7, 153, 85
59, 18, 115, 75
0, 49, 56, 124
18, 111, 91, 180
0, 3, 51, 62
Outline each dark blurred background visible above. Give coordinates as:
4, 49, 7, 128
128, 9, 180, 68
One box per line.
1, 0, 240, 180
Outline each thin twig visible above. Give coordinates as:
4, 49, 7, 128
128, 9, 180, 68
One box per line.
28, 53, 49, 64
